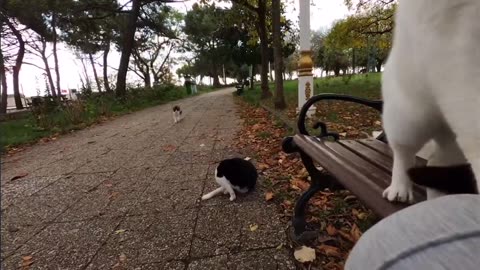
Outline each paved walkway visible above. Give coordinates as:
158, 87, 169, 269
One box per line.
1, 89, 295, 270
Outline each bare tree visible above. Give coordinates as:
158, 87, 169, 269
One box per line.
25, 33, 57, 96
4, 18, 25, 109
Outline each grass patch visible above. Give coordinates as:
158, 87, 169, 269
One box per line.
1, 84, 216, 151
242, 73, 381, 107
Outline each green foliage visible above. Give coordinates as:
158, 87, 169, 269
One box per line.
312, 2, 395, 75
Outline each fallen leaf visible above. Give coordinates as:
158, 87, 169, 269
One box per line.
22, 256, 33, 269
10, 173, 28, 181
244, 157, 251, 161
338, 229, 355, 243
257, 163, 270, 170
265, 192, 274, 201
350, 224, 362, 243
291, 178, 310, 191
276, 243, 284, 249
115, 229, 127, 234
294, 246, 316, 263
249, 224, 258, 232
109, 192, 120, 200
326, 224, 337, 236
317, 244, 342, 257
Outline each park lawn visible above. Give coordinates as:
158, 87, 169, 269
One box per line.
243, 73, 382, 107
0, 84, 215, 151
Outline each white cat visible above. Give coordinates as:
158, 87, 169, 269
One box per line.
382, 0, 480, 203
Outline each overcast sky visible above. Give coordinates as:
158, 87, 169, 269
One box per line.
4, 0, 351, 97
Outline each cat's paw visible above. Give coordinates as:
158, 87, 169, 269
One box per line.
383, 183, 414, 203
229, 195, 236, 201
223, 190, 229, 195
201, 194, 210, 200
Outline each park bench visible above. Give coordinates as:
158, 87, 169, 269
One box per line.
282, 94, 427, 238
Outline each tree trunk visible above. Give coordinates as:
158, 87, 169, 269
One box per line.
272, 0, 286, 109
212, 63, 221, 88
116, 0, 141, 97
80, 57, 92, 91
376, 62, 382, 72
5, 20, 24, 109
103, 41, 112, 92
52, 12, 61, 97
143, 66, 151, 88
352, 48, 356, 75
0, 42, 8, 114
89, 53, 102, 92
249, 65, 254, 89
38, 39, 57, 97
257, 1, 271, 99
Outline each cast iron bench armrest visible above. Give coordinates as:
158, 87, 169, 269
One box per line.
297, 93, 385, 141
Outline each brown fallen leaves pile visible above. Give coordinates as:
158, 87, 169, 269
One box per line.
233, 99, 378, 270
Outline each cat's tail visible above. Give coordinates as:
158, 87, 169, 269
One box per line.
408, 164, 478, 194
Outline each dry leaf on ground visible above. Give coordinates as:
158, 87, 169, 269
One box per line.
10, 172, 28, 181
294, 246, 316, 263
317, 244, 342, 258
249, 224, 258, 232
350, 224, 362, 243
326, 224, 337, 236
265, 192, 274, 201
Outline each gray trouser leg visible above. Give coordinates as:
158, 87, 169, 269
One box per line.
345, 195, 480, 270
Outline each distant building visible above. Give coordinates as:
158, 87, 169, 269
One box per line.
6, 94, 29, 110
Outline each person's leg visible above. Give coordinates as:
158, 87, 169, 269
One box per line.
345, 195, 480, 270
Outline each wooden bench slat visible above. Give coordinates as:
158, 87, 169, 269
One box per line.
359, 138, 393, 157
325, 140, 391, 187
339, 140, 393, 173
359, 138, 428, 166
293, 135, 427, 218
294, 135, 408, 217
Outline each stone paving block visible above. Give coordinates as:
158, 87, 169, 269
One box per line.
227, 248, 296, 270
123, 154, 171, 169
36, 173, 112, 197
1, 176, 61, 210
55, 178, 149, 222
135, 261, 186, 270
187, 255, 229, 270
190, 204, 241, 258
131, 178, 203, 216
158, 164, 209, 182
1, 218, 121, 270
74, 149, 137, 173
2, 192, 76, 226
86, 212, 195, 268
178, 136, 215, 153
0, 223, 44, 260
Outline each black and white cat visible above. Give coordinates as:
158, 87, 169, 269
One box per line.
173, 105, 182, 124
381, 0, 480, 203
201, 158, 258, 201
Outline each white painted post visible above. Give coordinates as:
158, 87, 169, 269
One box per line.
298, 0, 315, 117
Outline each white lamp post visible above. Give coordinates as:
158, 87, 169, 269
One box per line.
298, 0, 315, 117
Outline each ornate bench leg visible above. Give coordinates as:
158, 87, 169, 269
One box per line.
293, 152, 333, 236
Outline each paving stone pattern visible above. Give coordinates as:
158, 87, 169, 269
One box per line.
1, 89, 296, 270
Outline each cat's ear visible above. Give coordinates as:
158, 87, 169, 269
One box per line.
408, 164, 477, 194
